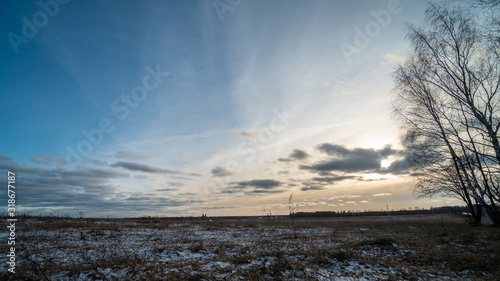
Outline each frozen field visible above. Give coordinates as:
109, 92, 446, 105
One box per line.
1, 214, 498, 280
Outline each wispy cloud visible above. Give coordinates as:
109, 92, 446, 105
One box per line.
0, 154, 48, 174
115, 150, 147, 160
231, 179, 282, 189
110, 161, 181, 174
301, 185, 325, 191
211, 166, 233, 177
372, 193, 392, 197
224, 179, 287, 195
278, 149, 310, 162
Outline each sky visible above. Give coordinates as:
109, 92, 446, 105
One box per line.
0, 0, 465, 217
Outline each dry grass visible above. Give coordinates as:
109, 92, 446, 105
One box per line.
1, 214, 498, 280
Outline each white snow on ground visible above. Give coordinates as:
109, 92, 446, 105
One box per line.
0, 217, 486, 280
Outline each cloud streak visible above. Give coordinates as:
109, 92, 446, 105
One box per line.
278, 149, 310, 162
115, 150, 147, 160
231, 179, 282, 189
211, 166, 233, 177
0, 155, 205, 216
110, 161, 180, 174
224, 179, 287, 195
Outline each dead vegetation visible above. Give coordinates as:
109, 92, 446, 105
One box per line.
1, 214, 498, 280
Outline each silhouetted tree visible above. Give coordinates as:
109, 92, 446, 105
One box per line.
393, 2, 500, 225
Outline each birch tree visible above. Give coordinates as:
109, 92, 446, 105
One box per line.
393, 2, 500, 225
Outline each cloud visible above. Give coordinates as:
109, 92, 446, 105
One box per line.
178, 192, 196, 196
0, 155, 13, 161
211, 166, 233, 177
0, 158, 186, 217
300, 143, 402, 174
290, 149, 310, 160
0, 155, 48, 174
279, 149, 310, 162
165, 182, 186, 187
317, 143, 351, 156
383, 158, 411, 175
296, 174, 358, 192
378, 145, 399, 158
301, 185, 325, 191
328, 195, 360, 200
61, 167, 128, 181
155, 188, 178, 192
299, 179, 330, 191
29, 154, 108, 167
231, 179, 282, 189
110, 161, 180, 174
372, 193, 392, 197
6, 160, 202, 215
83, 158, 108, 166
115, 150, 147, 160
311, 175, 357, 184
225, 179, 285, 195
171, 175, 196, 180
202, 206, 235, 210
154, 182, 185, 192
301, 158, 379, 173
237, 131, 257, 139
30, 155, 65, 166
246, 189, 286, 194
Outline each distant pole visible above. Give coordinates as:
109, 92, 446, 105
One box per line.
387, 204, 391, 221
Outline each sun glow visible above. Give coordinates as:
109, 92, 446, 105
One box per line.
381, 158, 394, 168
361, 173, 393, 181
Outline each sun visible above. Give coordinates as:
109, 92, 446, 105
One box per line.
381, 157, 394, 168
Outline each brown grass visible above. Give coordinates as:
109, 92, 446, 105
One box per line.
1, 214, 498, 280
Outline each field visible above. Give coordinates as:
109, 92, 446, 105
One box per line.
1, 214, 499, 280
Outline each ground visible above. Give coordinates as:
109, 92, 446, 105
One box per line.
1, 214, 499, 280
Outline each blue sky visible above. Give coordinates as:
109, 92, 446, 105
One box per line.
0, 0, 463, 217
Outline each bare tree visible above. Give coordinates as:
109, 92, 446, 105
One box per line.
393, 2, 500, 225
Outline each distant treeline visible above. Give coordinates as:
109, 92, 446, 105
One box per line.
290, 206, 469, 218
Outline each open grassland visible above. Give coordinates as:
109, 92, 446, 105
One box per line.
1, 214, 499, 280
